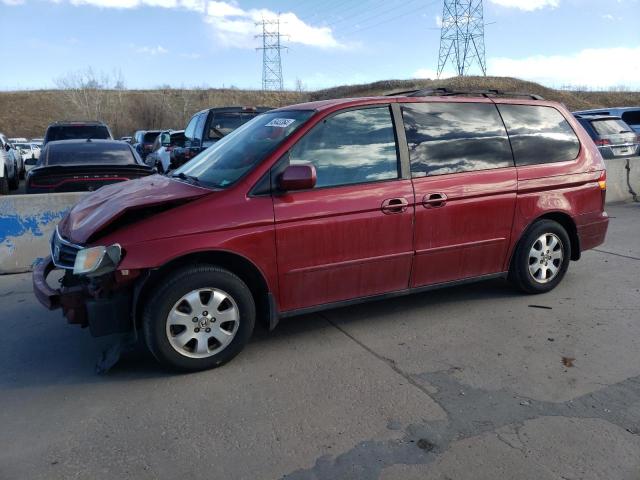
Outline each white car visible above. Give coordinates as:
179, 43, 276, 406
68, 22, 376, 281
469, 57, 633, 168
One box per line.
146, 130, 186, 173
0, 134, 19, 194
14, 143, 39, 172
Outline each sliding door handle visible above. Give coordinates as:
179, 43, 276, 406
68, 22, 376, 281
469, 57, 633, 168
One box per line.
422, 193, 447, 208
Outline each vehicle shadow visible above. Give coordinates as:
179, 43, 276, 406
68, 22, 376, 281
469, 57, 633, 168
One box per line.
1, 277, 521, 389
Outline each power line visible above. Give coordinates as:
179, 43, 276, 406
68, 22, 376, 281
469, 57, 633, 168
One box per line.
338, 0, 440, 38
437, 0, 487, 77
255, 17, 287, 91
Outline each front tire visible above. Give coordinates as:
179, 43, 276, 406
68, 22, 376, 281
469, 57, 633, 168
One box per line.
143, 265, 255, 371
509, 219, 571, 294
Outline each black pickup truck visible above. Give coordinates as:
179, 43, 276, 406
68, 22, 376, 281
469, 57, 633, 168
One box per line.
171, 106, 271, 169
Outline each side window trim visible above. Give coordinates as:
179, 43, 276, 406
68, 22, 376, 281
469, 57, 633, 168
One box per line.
391, 103, 411, 180
493, 103, 517, 168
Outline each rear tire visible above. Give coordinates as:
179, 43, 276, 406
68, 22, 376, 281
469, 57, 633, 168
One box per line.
8, 163, 19, 190
143, 264, 255, 371
0, 177, 8, 195
509, 219, 571, 294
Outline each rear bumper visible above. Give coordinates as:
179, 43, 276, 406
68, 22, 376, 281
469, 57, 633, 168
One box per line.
577, 212, 609, 252
32, 256, 134, 336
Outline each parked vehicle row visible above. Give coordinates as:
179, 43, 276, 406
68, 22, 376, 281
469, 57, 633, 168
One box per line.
0, 133, 25, 193
573, 113, 639, 159
33, 90, 611, 372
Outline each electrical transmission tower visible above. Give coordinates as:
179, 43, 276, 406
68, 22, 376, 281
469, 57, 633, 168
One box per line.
437, 0, 487, 77
256, 17, 286, 91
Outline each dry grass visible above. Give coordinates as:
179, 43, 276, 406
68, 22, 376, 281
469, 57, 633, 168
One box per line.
1, 77, 639, 138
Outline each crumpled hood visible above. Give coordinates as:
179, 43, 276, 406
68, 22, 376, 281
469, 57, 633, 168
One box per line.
59, 175, 209, 244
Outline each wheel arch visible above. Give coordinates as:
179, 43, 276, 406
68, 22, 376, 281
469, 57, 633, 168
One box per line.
509, 211, 581, 271
133, 250, 276, 331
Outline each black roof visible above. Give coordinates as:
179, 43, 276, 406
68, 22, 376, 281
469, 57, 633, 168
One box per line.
47, 120, 108, 126
574, 114, 622, 121
193, 106, 272, 116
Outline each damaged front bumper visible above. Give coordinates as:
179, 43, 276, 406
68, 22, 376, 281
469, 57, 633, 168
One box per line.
33, 256, 135, 337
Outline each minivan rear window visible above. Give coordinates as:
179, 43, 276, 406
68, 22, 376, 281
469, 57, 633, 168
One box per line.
498, 105, 580, 166
590, 119, 632, 136
402, 102, 513, 177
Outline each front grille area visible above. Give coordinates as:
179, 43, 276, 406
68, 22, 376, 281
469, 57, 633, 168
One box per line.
50, 228, 82, 269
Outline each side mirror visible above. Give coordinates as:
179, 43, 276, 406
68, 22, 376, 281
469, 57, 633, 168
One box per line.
279, 164, 317, 191
4, 144, 10, 152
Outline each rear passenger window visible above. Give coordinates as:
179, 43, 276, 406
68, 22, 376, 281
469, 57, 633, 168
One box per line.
498, 105, 580, 166
289, 107, 399, 188
402, 102, 513, 177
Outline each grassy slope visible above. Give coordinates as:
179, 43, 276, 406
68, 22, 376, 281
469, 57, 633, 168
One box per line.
1, 77, 639, 138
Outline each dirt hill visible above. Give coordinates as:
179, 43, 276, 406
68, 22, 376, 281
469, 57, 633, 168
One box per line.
1, 77, 639, 138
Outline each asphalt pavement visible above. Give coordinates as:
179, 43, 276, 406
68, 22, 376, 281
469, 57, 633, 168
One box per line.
1, 202, 639, 480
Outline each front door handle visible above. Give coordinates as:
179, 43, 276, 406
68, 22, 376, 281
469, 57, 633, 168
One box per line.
422, 193, 447, 208
381, 197, 409, 214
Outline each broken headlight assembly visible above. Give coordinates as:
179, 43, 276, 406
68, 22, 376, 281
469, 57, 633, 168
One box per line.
73, 244, 122, 277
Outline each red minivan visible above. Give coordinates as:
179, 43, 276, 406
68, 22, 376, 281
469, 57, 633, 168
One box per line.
33, 90, 609, 371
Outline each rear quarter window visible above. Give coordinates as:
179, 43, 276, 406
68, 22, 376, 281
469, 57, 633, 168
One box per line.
498, 105, 580, 166
402, 102, 514, 177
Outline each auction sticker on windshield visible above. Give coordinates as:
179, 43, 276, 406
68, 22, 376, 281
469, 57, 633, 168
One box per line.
265, 118, 296, 128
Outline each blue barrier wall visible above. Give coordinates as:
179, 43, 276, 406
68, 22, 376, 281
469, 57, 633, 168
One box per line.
0, 193, 86, 274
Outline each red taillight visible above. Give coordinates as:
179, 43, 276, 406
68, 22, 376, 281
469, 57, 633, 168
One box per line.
595, 139, 611, 147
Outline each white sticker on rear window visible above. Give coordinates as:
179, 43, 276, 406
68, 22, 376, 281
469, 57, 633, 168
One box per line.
265, 118, 296, 128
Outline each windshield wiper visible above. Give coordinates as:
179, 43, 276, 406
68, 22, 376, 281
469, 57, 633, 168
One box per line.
172, 172, 200, 184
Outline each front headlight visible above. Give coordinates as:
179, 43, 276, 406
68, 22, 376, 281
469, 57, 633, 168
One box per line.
73, 244, 122, 277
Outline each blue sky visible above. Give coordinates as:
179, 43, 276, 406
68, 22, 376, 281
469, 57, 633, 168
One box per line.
1, 0, 639, 91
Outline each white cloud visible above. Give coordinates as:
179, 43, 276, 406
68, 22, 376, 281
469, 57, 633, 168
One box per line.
68, 0, 203, 9
135, 45, 169, 55
488, 0, 559, 11
204, 3, 342, 49
30, 0, 341, 49
489, 46, 640, 88
1, 0, 26, 5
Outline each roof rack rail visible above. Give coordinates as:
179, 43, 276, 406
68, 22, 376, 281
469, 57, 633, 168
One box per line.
387, 87, 544, 101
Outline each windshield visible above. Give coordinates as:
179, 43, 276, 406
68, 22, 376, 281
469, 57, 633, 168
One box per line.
15, 143, 31, 150
209, 112, 260, 139
174, 110, 314, 189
